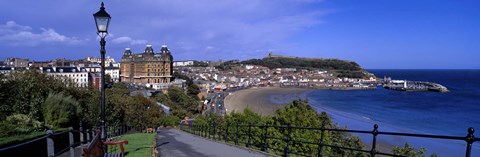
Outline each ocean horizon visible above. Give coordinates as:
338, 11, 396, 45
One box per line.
306, 69, 480, 156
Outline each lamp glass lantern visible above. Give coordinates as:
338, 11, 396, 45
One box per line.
93, 2, 111, 37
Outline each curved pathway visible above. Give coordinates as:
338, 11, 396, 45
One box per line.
156, 128, 271, 157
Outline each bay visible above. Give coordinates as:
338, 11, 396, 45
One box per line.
306, 69, 480, 156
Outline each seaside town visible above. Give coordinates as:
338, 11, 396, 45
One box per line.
0, 45, 448, 96
0, 44, 449, 118
3, 1, 475, 156
0, 46, 379, 92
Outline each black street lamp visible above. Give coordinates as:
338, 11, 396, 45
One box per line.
93, 2, 111, 141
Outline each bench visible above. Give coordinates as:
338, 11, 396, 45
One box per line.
83, 130, 128, 157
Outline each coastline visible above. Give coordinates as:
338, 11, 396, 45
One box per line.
223, 86, 396, 153
224, 87, 312, 116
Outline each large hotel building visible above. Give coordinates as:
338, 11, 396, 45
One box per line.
120, 44, 173, 84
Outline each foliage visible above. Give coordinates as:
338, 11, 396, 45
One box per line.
43, 92, 79, 128
0, 71, 164, 140
112, 133, 156, 157
332, 70, 367, 78
392, 143, 437, 157
158, 115, 181, 127
193, 100, 366, 156
187, 84, 201, 98
192, 61, 209, 67
241, 57, 367, 78
173, 71, 193, 85
0, 114, 45, 137
243, 57, 362, 70
153, 86, 201, 119
124, 94, 162, 129
214, 60, 241, 70
0, 131, 45, 148
0, 70, 71, 121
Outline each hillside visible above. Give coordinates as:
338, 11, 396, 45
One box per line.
240, 57, 369, 78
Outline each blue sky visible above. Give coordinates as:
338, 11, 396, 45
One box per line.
0, 0, 479, 69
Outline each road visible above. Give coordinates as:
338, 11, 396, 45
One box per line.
204, 91, 227, 116
156, 128, 271, 157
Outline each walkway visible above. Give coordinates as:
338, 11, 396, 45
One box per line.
156, 128, 272, 157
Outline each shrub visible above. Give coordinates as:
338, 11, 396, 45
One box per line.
43, 92, 78, 128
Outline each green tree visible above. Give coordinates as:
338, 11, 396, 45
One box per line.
167, 86, 200, 115
195, 100, 367, 156
43, 92, 79, 128
0, 114, 44, 137
187, 84, 201, 98
0, 70, 72, 121
158, 115, 181, 127
392, 143, 437, 157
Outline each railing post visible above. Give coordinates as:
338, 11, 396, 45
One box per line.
208, 124, 211, 139
204, 125, 207, 137
86, 129, 90, 143
370, 124, 379, 157
247, 123, 252, 148
192, 124, 195, 135
69, 127, 74, 157
235, 123, 239, 145
284, 125, 292, 157
213, 124, 217, 140
46, 130, 54, 157
225, 123, 229, 143
204, 124, 207, 138
80, 122, 85, 157
317, 123, 325, 157
262, 125, 268, 152
465, 127, 475, 157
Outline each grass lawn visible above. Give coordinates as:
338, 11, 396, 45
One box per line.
113, 133, 156, 157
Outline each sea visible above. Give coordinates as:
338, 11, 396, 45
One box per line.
305, 70, 480, 157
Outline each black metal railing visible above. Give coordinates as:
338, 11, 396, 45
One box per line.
0, 124, 132, 157
180, 123, 479, 157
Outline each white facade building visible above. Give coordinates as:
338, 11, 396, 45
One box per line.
173, 60, 194, 67
105, 67, 120, 82
40, 67, 89, 88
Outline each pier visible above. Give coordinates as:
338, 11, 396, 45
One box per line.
383, 79, 449, 92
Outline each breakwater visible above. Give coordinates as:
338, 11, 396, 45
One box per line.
383, 79, 448, 92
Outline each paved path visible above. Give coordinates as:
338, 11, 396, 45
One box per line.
156, 128, 272, 157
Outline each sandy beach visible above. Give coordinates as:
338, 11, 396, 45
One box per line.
224, 87, 312, 116
224, 87, 397, 153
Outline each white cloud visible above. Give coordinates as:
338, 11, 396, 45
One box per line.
0, 21, 87, 46
112, 36, 147, 45
115, 0, 328, 59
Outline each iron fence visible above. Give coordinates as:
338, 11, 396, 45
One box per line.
0, 124, 132, 157
180, 123, 479, 157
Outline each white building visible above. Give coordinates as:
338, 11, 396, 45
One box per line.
105, 67, 120, 82
85, 56, 120, 67
40, 67, 89, 88
173, 60, 194, 67
84, 64, 120, 83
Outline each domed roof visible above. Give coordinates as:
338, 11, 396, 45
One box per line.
123, 48, 132, 55
160, 44, 173, 61
144, 45, 154, 54
160, 44, 169, 54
